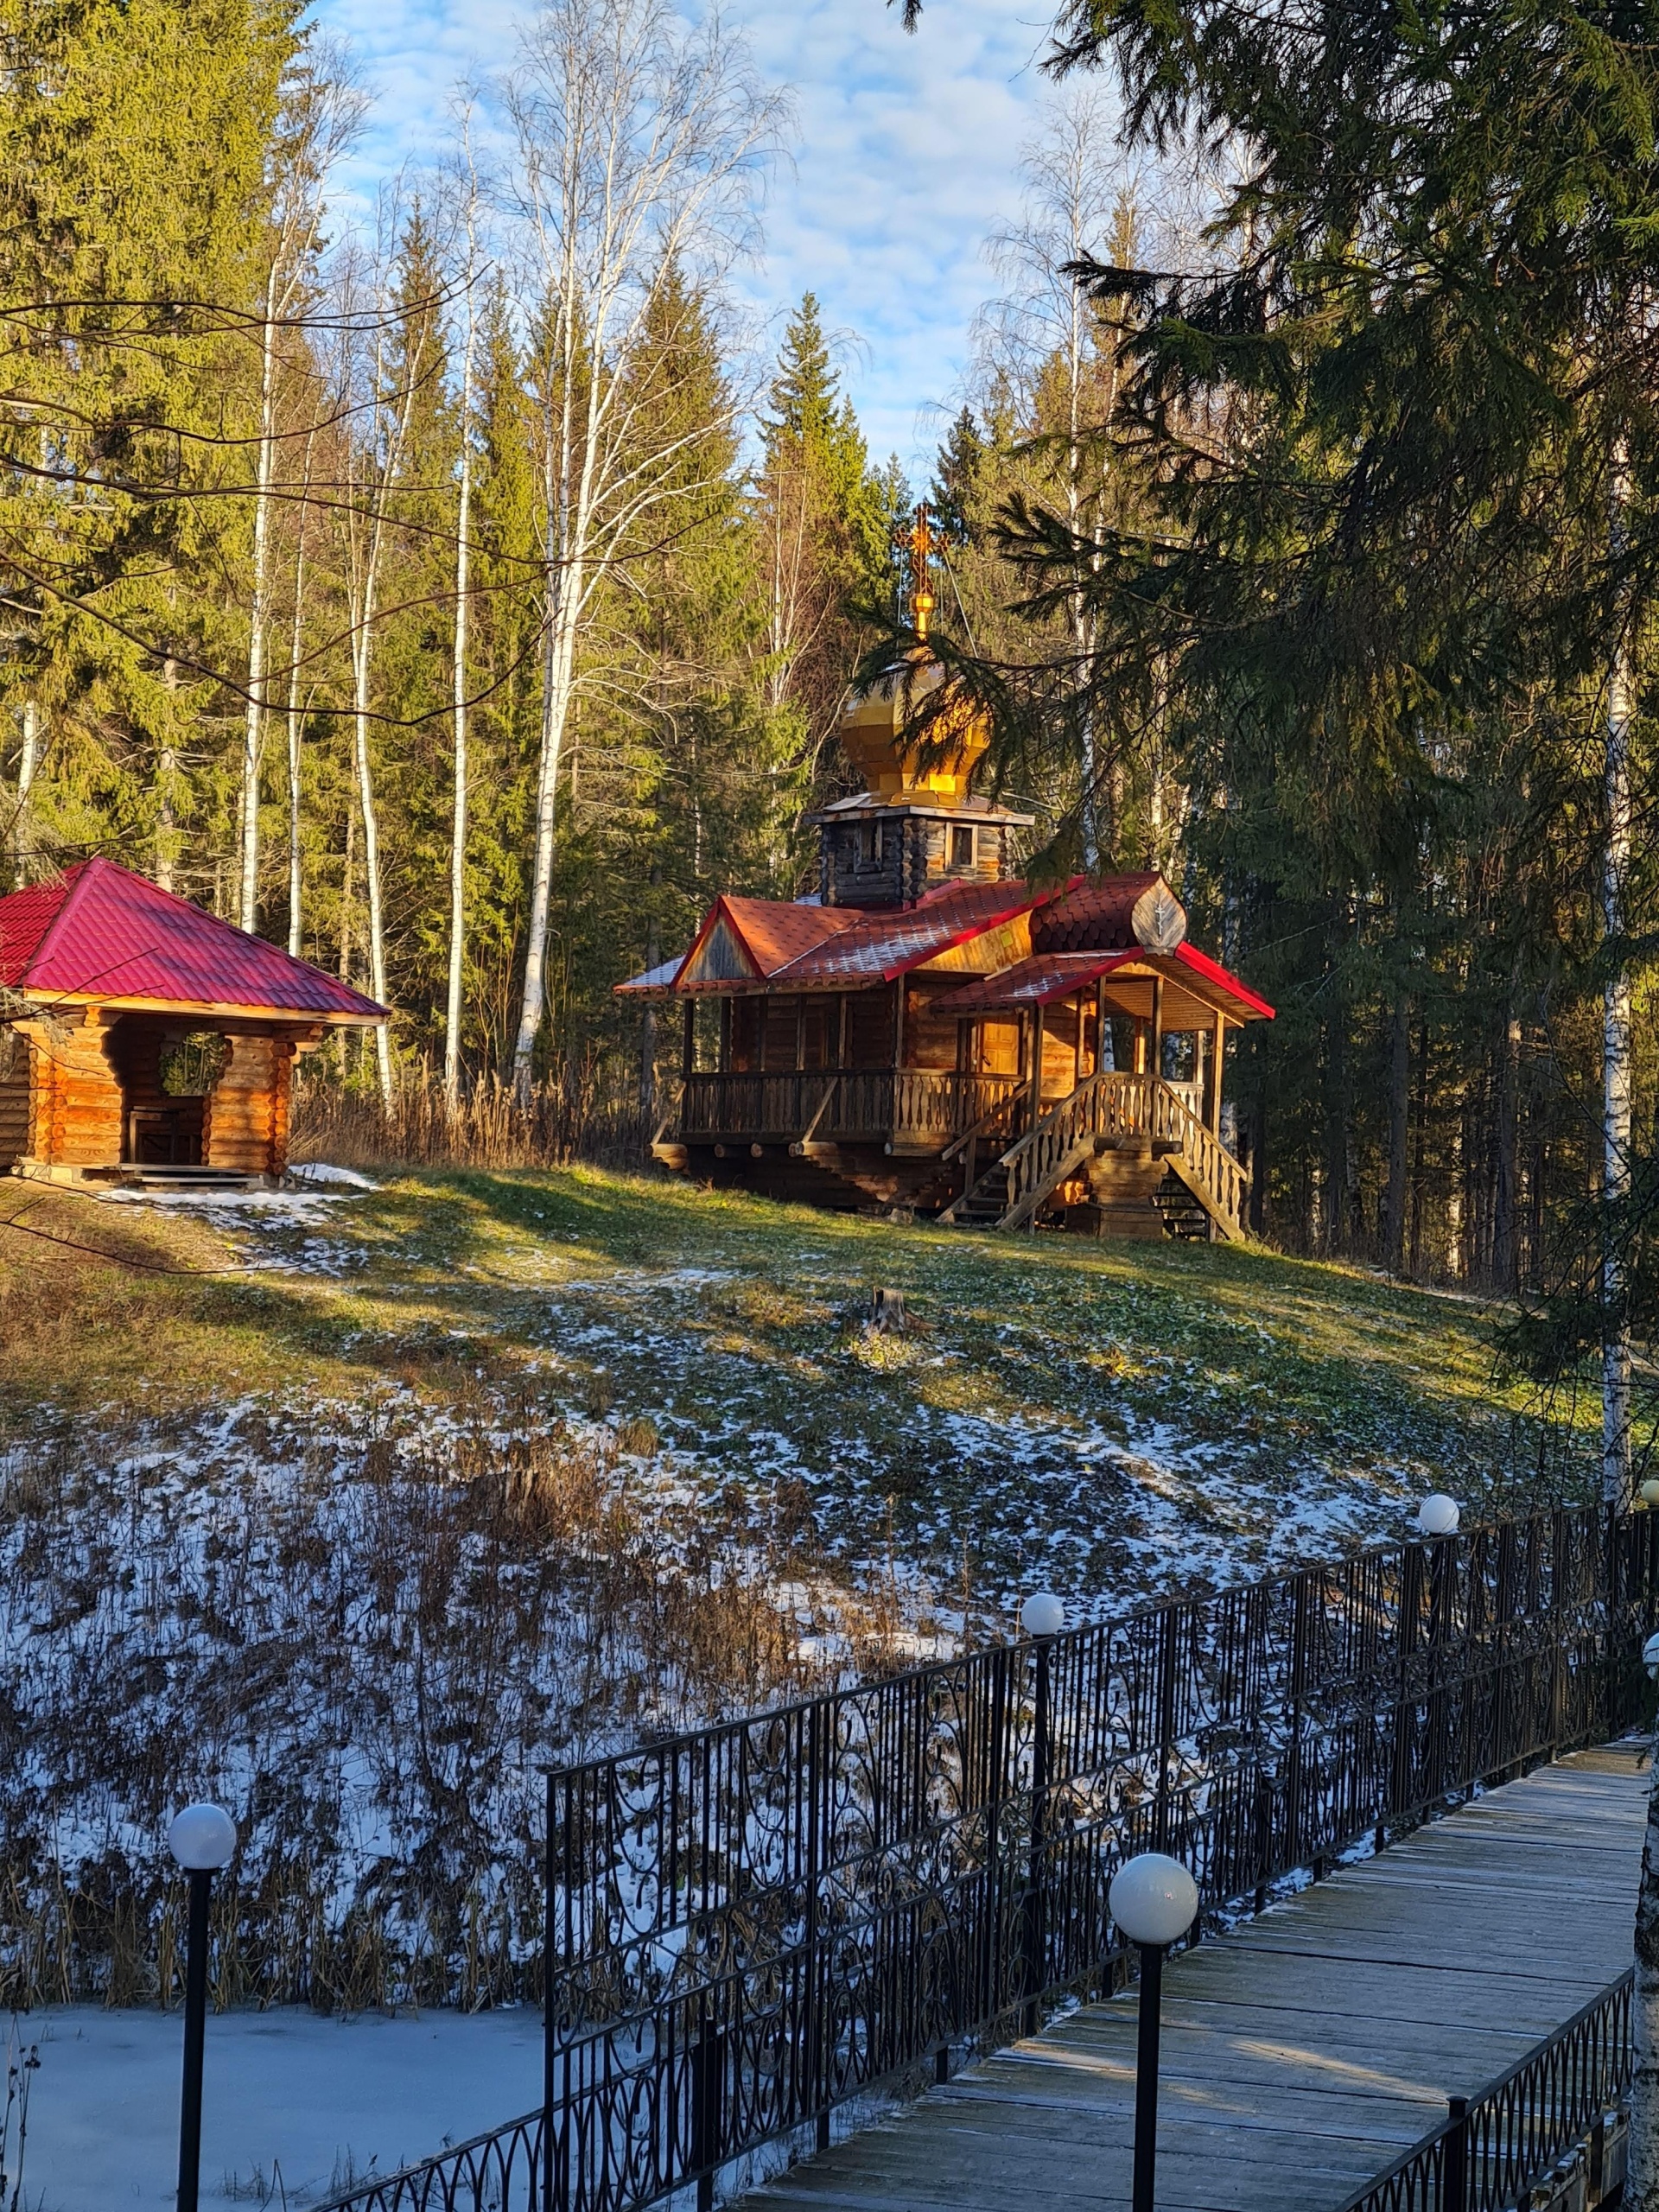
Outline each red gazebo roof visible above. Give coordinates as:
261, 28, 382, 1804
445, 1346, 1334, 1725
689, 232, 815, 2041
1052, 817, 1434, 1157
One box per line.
0, 858, 386, 1021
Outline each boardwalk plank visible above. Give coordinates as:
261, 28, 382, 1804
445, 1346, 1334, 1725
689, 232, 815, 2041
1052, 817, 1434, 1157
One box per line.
739, 1745, 1649, 2212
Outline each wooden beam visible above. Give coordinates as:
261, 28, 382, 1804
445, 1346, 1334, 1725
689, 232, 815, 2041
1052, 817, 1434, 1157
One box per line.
893, 979, 906, 1068
1211, 1012, 1226, 1136
1150, 975, 1165, 1084
1027, 1007, 1043, 1127
682, 998, 695, 1083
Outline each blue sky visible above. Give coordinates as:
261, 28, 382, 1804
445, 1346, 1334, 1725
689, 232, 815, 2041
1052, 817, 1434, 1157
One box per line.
310, 0, 1060, 480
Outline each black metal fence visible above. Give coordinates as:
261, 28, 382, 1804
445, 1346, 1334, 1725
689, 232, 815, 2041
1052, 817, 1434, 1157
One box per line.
1335, 1967, 1634, 2212
315, 1503, 1657, 2212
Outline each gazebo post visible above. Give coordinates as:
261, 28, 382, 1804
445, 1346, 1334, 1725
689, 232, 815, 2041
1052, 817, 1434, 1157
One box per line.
1210, 1012, 1226, 1136
1150, 976, 1165, 1087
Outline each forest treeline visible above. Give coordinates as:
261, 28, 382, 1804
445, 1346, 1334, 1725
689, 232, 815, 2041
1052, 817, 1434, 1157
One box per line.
4, 0, 1658, 1352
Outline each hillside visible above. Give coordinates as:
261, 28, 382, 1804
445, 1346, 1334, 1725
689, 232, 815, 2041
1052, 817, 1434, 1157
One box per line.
0, 1166, 1585, 2012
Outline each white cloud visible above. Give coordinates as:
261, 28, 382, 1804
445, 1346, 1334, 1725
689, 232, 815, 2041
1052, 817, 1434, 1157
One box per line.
310, 0, 1081, 478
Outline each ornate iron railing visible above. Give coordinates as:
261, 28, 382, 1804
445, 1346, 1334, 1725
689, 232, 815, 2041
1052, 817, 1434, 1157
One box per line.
312, 1504, 1656, 2212
315, 2108, 545, 2212
1335, 1967, 1634, 2212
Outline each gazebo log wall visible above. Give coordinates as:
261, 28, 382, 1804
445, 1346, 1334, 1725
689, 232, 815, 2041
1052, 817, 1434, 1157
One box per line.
0, 1010, 308, 1179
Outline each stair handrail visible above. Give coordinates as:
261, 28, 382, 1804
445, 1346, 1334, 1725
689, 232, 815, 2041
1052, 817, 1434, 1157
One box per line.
1000, 1071, 1141, 1229
940, 1082, 1021, 1165
944, 1070, 1253, 1235
1153, 1083, 1250, 1234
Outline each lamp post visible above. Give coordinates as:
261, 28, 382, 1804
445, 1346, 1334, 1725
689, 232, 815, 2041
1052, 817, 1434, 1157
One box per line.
168, 1803, 238, 2212
1109, 1851, 1199, 2212
1019, 1592, 1065, 2030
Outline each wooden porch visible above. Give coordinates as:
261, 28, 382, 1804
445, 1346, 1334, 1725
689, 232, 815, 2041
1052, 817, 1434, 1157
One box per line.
656, 1064, 1250, 1238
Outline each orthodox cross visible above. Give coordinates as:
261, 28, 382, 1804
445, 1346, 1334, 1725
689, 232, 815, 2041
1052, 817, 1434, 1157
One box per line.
907, 504, 935, 639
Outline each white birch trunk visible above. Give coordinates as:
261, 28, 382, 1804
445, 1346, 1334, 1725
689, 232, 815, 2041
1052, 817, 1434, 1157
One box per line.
513, 567, 582, 1100
239, 264, 279, 935
285, 484, 309, 960
352, 594, 392, 1101
1605, 439, 1635, 1506
512, 200, 587, 1104
13, 698, 38, 887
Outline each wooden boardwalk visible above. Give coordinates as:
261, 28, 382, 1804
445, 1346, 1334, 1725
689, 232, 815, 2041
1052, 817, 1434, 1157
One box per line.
744, 1745, 1649, 2212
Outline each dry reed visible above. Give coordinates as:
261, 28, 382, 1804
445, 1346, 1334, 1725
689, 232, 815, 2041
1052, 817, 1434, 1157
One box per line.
0, 1400, 876, 2015
289, 1060, 653, 1173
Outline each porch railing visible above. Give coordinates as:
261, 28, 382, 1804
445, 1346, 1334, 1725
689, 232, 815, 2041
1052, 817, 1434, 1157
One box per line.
677, 1069, 1022, 1151
311, 1504, 1656, 2212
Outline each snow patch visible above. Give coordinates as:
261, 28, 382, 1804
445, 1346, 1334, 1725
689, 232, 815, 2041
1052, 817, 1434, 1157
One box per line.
287, 1162, 380, 1192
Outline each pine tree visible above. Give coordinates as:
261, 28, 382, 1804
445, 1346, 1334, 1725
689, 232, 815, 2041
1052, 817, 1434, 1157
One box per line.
931, 408, 985, 548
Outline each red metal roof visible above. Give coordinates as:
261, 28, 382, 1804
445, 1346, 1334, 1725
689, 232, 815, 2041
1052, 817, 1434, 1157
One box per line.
775, 878, 1058, 986
665, 879, 1064, 995
0, 859, 386, 1020
947, 950, 1138, 1014
671, 896, 860, 989
947, 942, 1274, 1021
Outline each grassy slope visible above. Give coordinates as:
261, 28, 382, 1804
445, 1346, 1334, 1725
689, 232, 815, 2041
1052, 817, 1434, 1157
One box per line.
0, 1166, 1579, 1620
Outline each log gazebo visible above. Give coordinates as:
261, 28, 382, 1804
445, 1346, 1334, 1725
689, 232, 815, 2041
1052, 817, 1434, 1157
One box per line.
0, 857, 386, 1186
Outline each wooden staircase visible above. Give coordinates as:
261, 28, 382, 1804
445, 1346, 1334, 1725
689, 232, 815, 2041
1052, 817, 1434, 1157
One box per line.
938, 1071, 1250, 1240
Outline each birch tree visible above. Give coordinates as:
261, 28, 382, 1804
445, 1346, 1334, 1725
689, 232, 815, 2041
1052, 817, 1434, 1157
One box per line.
284, 426, 315, 958
1604, 496, 1635, 1506
337, 213, 441, 1100
444, 137, 485, 1109
500, 0, 788, 1099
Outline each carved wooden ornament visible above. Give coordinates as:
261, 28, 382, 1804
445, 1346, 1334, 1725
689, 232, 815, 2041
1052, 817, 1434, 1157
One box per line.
1131, 879, 1187, 954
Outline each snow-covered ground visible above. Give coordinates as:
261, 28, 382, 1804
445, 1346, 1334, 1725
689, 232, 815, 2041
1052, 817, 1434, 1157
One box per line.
1, 1161, 1580, 2029
15, 2004, 543, 2210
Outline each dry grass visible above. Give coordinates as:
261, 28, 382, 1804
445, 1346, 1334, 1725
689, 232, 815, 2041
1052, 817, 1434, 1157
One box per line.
0, 1403, 895, 2016
289, 1064, 652, 1173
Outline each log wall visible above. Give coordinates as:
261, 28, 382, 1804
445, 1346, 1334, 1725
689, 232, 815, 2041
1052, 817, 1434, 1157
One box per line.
204, 1032, 295, 1175
21, 1013, 124, 1166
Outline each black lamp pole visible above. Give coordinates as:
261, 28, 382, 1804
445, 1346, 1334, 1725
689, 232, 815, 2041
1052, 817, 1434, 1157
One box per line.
176, 1866, 213, 2212
1131, 1940, 1165, 2212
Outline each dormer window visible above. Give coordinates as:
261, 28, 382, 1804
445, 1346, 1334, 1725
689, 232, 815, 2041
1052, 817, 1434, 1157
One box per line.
857, 821, 883, 868
950, 824, 976, 870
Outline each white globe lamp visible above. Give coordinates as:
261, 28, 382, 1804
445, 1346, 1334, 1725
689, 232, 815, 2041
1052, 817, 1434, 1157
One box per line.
1109, 1853, 1200, 1949
168, 1803, 238, 1872
1644, 1630, 1659, 1681
1416, 1494, 1460, 1539
1020, 1592, 1066, 1639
